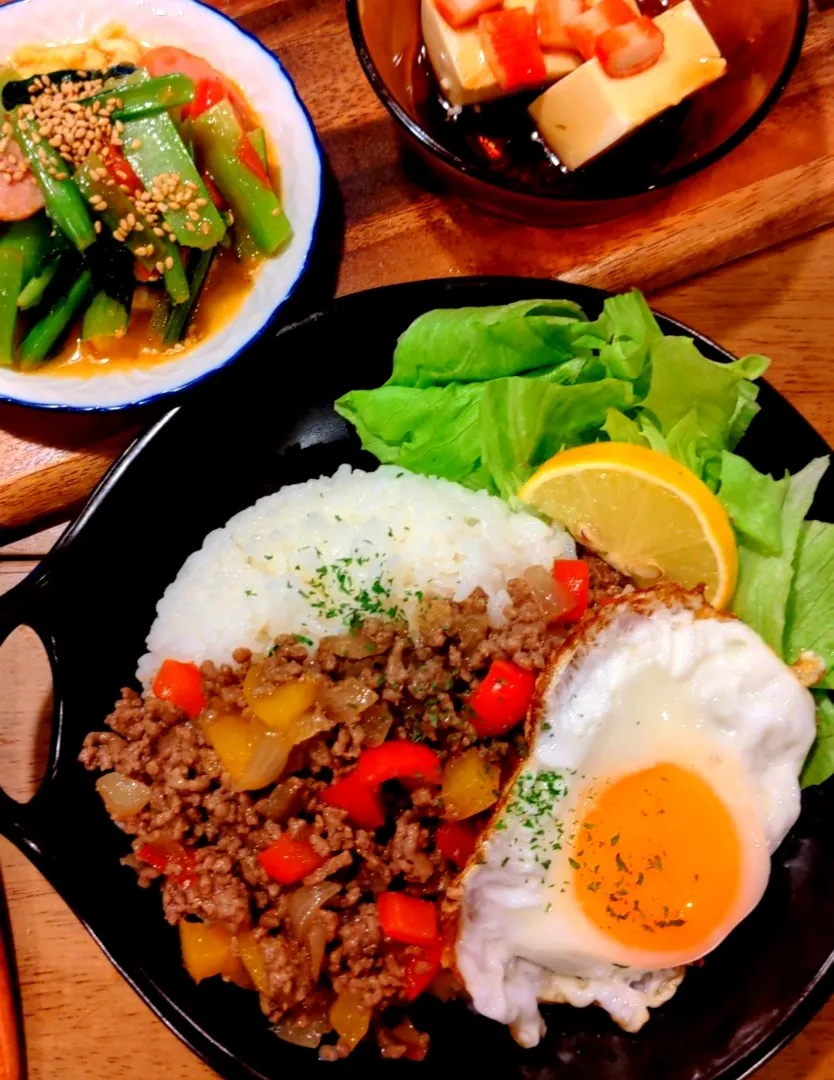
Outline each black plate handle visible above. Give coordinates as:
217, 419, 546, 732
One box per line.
0, 568, 62, 864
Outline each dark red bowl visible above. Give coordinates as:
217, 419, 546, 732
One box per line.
346, 0, 808, 225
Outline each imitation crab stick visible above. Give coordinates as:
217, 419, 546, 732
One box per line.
535, 0, 588, 50
479, 8, 548, 93
435, 0, 502, 29
564, 0, 635, 60
595, 16, 665, 77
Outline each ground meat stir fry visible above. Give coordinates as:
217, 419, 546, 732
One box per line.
80, 563, 629, 1059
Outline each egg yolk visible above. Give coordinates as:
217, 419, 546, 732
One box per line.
571, 763, 741, 953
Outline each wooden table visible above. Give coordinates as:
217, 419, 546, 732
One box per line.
1, 2, 834, 1078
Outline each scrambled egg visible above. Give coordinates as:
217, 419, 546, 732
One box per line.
10, 24, 142, 78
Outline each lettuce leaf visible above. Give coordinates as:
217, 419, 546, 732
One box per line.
480, 377, 634, 500
335, 291, 834, 783
730, 457, 829, 653
801, 693, 834, 788
335, 382, 489, 488
717, 452, 788, 556
785, 519, 834, 689
389, 299, 588, 388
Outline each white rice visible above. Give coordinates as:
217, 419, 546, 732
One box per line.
137, 466, 574, 685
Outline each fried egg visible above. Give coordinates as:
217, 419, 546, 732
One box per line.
453, 587, 816, 1047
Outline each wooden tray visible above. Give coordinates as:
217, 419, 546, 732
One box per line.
1, 0, 833, 536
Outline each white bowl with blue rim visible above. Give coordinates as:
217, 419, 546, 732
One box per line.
0, 0, 323, 411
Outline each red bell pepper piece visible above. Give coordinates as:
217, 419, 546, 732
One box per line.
403, 942, 443, 1001
152, 659, 206, 719
202, 172, 228, 211
321, 769, 386, 830
435, 0, 501, 29
595, 16, 664, 78
435, 821, 477, 869
564, 0, 635, 60
190, 77, 228, 121
236, 136, 271, 187
258, 835, 325, 885
377, 892, 439, 946
138, 840, 197, 887
535, 0, 588, 50
104, 149, 144, 197
356, 741, 442, 787
479, 9, 548, 93
142, 46, 251, 121
552, 559, 590, 622
469, 658, 536, 738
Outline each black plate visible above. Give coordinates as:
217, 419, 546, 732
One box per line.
0, 277, 832, 1080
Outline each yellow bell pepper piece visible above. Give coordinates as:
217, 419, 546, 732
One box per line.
243, 666, 319, 732
442, 748, 501, 821
330, 990, 372, 1051
203, 714, 261, 782
237, 931, 268, 995
180, 921, 252, 987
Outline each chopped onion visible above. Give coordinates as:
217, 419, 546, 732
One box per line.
274, 1008, 332, 1049
234, 730, 292, 792
321, 679, 378, 724
306, 916, 328, 981
323, 632, 386, 660
287, 881, 341, 939
357, 703, 394, 748
96, 772, 151, 820
255, 777, 305, 822
523, 564, 573, 622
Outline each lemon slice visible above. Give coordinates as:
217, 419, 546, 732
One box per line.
518, 443, 738, 609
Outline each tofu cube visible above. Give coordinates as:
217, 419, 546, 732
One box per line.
528, 0, 726, 171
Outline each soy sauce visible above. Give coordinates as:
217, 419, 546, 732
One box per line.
410, 0, 692, 199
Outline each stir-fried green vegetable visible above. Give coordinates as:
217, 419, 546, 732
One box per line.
192, 100, 289, 255
82, 74, 196, 121
82, 291, 130, 342
13, 113, 97, 252
0, 46, 291, 371
0, 250, 23, 366
164, 248, 214, 345
18, 268, 93, 369
75, 156, 189, 304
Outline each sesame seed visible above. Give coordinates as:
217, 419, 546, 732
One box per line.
165, 256, 174, 270
131, 138, 142, 150
201, 222, 211, 235
94, 220, 103, 234
155, 260, 165, 274
184, 222, 196, 232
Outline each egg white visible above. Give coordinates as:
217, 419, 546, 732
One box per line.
455, 587, 816, 1047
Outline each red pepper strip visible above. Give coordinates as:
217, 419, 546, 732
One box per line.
191, 77, 228, 121
552, 559, 590, 622
377, 892, 439, 945
403, 942, 443, 1002
356, 741, 442, 788
104, 149, 144, 197
258, 835, 325, 886
321, 769, 386, 830
202, 172, 228, 211
435, 821, 477, 869
236, 136, 271, 187
138, 841, 196, 887
468, 658, 536, 738
152, 659, 206, 719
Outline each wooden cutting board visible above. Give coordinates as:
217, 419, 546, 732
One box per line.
1, 0, 833, 537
